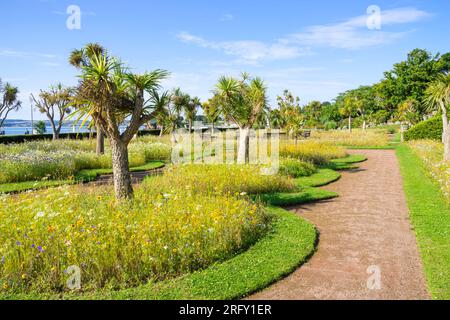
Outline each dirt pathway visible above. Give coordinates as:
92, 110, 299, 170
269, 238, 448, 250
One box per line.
249, 150, 430, 300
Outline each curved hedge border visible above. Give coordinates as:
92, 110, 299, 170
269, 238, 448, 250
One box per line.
0, 129, 162, 144
404, 116, 443, 142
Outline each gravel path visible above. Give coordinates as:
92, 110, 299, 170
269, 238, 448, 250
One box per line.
249, 150, 430, 300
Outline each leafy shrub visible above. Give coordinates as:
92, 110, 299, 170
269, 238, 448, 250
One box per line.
280, 141, 347, 165
146, 164, 295, 196
404, 116, 443, 142
408, 140, 449, 202
279, 159, 317, 178
0, 186, 269, 292
324, 121, 337, 131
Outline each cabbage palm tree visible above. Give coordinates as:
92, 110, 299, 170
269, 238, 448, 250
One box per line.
425, 74, 450, 161
214, 74, 268, 163
69, 43, 107, 154
149, 89, 172, 136
30, 83, 73, 140
72, 46, 169, 199
396, 98, 421, 142
0, 80, 21, 130
185, 96, 201, 132
202, 96, 221, 134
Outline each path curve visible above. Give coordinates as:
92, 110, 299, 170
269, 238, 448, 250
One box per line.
249, 150, 430, 300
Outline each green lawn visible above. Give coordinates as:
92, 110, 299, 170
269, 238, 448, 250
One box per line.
294, 168, 341, 188
397, 144, 450, 300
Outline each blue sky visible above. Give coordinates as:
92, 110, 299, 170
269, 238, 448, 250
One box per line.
1, 0, 449, 120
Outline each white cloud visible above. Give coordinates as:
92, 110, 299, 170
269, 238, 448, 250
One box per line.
282, 7, 431, 49
177, 32, 311, 64
220, 14, 234, 22
0, 49, 57, 59
178, 7, 431, 60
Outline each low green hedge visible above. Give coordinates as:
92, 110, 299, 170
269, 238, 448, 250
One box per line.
404, 116, 443, 142
0, 129, 162, 144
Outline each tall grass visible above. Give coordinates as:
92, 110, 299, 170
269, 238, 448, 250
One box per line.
280, 141, 347, 165
0, 139, 172, 183
146, 164, 295, 196
0, 185, 269, 292
408, 140, 450, 203
310, 130, 389, 147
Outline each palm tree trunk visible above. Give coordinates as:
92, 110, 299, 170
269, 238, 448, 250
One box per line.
171, 124, 178, 144
443, 113, 450, 161
49, 121, 59, 140
110, 138, 133, 199
159, 125, 164, 137
362, 119, 367, 131
400, 123, 405, 143
237, 127, 250, 164
96, 124, 105, 155
348, 116, 352, 133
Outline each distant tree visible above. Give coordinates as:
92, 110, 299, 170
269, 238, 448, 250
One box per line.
319, 102, 341, 124
276, 90, 301, 134
186, 96, 201, 132
149, 90, 172, 137
269, 109, 285, 129
369, 109, 390, 125
376, 49, 445, 117
31, 83, 72, 140
284, 107, 305, 144
33, 120, 47, 134
339, 93, 361, 133
0, 79, 21, 130
214, 74, 268, 164
303, 100, 322, 128
395, 98, 421, 142
171, 88, 194, 132
202, 96, 221, 134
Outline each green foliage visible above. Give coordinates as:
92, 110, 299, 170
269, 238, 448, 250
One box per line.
33, 121, 47, 134
376, 49, 445, 113
404, 116, 443, 141
397, 145, 450, 299
294, 169, 341, 188
279, 158, 317, 178
324, 121, 338, 130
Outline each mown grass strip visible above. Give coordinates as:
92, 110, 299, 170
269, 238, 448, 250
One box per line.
294, 169, 341, 188
257, 188, 337, 207
397, 144, 450, 300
